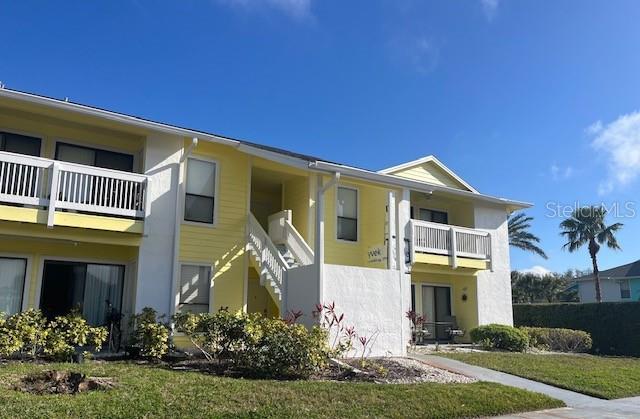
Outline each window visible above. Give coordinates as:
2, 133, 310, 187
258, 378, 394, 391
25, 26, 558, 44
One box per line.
620, 279, 631, 299
55, 142, 134, 172
179, 265, 211, 314
184, 158, 216, 224
0, 257, 27, 315
415, 208, 448, 224
0, 132, 41, 156
337, 186, 358, 241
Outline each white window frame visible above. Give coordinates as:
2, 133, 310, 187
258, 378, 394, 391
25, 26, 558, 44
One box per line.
335, 185, 359, 243
182, 155, 220, 228
0, 252, 32, 313
416, 282, 455, 317
175, 262, 214, 314
620, 279, 631, 299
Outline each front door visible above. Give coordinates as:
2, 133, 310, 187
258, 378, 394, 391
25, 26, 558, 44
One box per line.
40, 260, 125, 326
421, 285, 452, 341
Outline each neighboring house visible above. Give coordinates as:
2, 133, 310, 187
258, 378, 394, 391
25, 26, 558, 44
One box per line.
576, 260, 640, 303
0, 88, 529, 356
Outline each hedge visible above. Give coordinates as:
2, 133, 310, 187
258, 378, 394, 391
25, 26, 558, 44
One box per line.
513, 302, 640, 357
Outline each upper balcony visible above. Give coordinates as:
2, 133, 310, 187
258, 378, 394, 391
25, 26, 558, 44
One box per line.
0, 151, 149, 234
410, 219, 491, 271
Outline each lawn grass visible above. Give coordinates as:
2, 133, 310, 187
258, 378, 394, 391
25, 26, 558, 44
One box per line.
442, 352, 640, 400
0, 361, 563, 418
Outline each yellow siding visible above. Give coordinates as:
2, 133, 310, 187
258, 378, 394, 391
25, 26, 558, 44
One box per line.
246, 267, 279, 317
0, 106, 144, 164
323, 176, 396, 268
0, 237, 137, 309
413, 253, 489, 270
390, 161, 470, 191
411, 272, 479, 342
410, 193, 474, 228
283, 176, 310, 241
179, 141, 249, 312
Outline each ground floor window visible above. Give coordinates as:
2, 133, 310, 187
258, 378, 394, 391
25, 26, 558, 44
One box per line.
39, 260, 125, 326
620, 279, 631, 299
178, 264, 211, 314
0, 257, 27, 315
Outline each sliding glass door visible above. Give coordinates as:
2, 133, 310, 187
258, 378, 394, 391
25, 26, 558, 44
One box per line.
421, 285, 452, 341
0, 257, 27, 315
40, 261, 124, 326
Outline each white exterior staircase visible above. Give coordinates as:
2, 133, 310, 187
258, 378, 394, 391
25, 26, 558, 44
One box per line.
246, 210, 314, 311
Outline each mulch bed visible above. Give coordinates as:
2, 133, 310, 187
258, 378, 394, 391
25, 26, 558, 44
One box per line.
14, 370, 116, 395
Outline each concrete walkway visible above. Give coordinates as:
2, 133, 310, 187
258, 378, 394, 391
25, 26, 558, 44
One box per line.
410, 354, 640, 418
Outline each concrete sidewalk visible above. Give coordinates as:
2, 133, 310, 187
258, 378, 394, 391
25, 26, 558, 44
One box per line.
410, 354, 640, 418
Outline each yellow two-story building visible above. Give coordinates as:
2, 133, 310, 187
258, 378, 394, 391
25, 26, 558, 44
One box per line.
0, 88, 528, 356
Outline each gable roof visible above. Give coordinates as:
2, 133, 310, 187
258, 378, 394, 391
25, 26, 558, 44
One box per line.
378, 155, 478, 193
576, 259, 640, 281
0, 86, 531, 210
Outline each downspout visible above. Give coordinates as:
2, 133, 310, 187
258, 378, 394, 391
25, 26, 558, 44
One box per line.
170, 137, 198, 320
314, 170, 340, 306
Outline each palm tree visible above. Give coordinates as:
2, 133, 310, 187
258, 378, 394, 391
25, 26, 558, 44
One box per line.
559, 206, 623, 303
508, 213, 548, 259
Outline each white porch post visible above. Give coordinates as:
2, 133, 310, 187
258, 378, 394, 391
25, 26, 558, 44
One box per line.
314, 172, 340, 306
387, 191, 397, 270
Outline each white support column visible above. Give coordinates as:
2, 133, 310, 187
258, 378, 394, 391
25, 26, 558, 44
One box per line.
142, 178, 152, 236
315, 175, 325, 304
449, 227, 458, 269
46, 162, 60, 228
397, 188, 411, 272
387, 191, 397, 270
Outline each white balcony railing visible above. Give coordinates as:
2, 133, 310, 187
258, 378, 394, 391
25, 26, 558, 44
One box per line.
0, 151, 150, 226
411, 219, 491, 267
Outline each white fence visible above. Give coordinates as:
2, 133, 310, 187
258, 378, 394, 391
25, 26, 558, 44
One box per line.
0, 151, 149, 226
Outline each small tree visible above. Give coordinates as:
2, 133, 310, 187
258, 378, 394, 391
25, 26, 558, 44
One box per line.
560, 206, 623, 303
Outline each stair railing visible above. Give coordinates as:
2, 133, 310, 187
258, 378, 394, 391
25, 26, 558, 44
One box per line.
248, 212, 288, 296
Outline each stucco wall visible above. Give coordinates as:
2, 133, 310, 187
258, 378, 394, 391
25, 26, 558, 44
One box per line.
473, 204, 513, 325
285, 264, 320, 327
323, 264, 408, 357
135, 134, 181, 317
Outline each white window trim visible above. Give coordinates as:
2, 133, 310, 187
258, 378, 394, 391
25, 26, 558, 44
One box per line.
0, 252, 33, 313
335, 184, 360, 244
175, 261, 214, 315
181, 154, 220, 228
415, 282, 455, 317
33, 256, 130, 309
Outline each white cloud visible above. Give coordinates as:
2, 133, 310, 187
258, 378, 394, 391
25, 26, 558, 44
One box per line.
217, 0, 313, 21
519, 265, 551, 277
480, 0, 499, 22
550, 164, 574, 181
588, 111, 640, 195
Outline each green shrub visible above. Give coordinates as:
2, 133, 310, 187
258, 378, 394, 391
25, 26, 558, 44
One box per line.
131, 308, 170, 359
0, 310, 107, 360
174, 310, 330, 379
44, 311, 108, 360
241, 317, 329, 379
521, 327, 592, 353
514, 302, 640, 356
470, 324, 529, 352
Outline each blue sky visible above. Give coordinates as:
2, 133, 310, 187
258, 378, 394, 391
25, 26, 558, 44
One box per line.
2, 0, 640, 274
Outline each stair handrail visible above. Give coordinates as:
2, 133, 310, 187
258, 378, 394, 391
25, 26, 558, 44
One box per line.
283, 220, 314, 266
247, 213, 289, 292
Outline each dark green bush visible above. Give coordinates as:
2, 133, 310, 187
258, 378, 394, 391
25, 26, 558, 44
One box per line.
521, 327, 592, 353
514, 302, 640, 356
470, 324, 529, 352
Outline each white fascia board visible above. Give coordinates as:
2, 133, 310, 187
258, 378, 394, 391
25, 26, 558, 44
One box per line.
379, 155, 478, 194
236, 144, 311, 170
0, 88, 240, 148
311, 161, 531, 209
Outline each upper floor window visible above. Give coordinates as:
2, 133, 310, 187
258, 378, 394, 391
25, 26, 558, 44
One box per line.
413, 207, 448, 224
184, 158, 216, 224
55, 142, 134, 172
178, 264, 211, 314
337, 186, 358, 242
0, 132, 41, 157
620, 279, 631, 299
